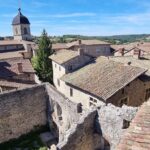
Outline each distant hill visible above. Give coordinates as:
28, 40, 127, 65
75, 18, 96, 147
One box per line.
60, 34, 150, 44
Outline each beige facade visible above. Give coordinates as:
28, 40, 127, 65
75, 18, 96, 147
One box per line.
55, 77, 150, 109
51, 55, 150, 109
56, 79, 105, 109
70, 44, 111, 57
13, 24, 31, 41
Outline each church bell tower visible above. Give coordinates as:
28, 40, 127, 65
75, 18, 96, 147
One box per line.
12, 8, 32, 41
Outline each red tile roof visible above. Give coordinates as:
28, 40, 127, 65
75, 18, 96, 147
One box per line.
0, 57, 35, 78
117, 99, 150, 150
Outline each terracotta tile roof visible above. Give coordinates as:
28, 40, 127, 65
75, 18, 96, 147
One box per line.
111, 45, 134, 52
117, 99, 150, 150
49, 49, 79, 64
0, 51, 24, 60
61, 57, 146, 100
0, 79, 35, 89
0, 40, 35, 46
52, 43, 68, 50
0, 57, 35, 78
67, 40, 110, 48
109, 55, 150, 76
0, 40, 21, 46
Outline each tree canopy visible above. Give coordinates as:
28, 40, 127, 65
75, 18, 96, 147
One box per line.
32, 29, 53, 83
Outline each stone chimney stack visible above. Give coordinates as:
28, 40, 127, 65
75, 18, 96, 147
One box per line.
17, 63, 23, 73
119, 48, 125, 56
133, 49, 141, 59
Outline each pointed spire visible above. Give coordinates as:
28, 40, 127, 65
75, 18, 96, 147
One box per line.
18, 8, 21, 12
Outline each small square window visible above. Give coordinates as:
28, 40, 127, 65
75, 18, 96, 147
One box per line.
70, 88, 73, 97
57, 79, 60, 86
122, 120, 130, 129
59, 66, 61, 71
68, 65, 73, 71
118, 97, 128, 107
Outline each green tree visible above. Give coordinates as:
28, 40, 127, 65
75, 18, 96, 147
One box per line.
32, 29, 53, 83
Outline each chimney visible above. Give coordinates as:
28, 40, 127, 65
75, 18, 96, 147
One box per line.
133, 49, 141, 59
78, 39, 82, 45
78, 48, 84, 55
119, 48, 125, 56
17, 63, 23, 73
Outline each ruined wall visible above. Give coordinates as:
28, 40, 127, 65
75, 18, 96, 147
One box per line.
0, 85, 48, 143
57, 110, 102, 150
45, 83, 81, 142
98, 104, 138, 150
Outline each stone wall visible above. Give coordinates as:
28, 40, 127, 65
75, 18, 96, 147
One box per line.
107, 78, 150, 107
45, 83, 82, 142
0, 85, 48, 143
57, 110, 102, 150
98, 104, 138, 150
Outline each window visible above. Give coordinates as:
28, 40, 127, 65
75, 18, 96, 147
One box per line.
96, 48, 101, 53
145, 88, 150, 100
68, 65, 73, 71
15, 28, 18, 35
89, 102, 96, 107
122, 120, 130, 129
24, 28, 28, 34
70, 88, 73, 97
57, 79, 60, 86
122, 88, 125, 94
55, 64, 57, 68
90, 97, 97, 103
118, 97, 128, 107
59, 66, 61, 71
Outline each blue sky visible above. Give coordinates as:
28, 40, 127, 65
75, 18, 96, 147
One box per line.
1, 0, 150, 36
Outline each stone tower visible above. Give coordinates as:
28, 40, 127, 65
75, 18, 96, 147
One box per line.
12, 8, 32, 41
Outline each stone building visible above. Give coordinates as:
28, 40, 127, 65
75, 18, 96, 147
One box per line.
12, 8, 32, 41
52, 40, 113, 58
50, 50, 149, 109
66, 40, 112, 57
0, 57, 36, 93
50, 49, 93, 91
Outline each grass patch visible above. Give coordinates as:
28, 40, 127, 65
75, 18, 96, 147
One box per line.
0, 125, 49, 150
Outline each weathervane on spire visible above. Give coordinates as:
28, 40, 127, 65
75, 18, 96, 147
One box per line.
18, 0, 21, 12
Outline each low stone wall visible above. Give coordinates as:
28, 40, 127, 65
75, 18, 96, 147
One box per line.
57, 110, 102, 150
0, 85, 48, 143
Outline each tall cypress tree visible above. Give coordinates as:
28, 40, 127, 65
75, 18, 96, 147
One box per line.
34, 29, 53, 83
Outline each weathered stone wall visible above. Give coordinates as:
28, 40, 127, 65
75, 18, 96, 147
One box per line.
45, 83, 82, 142
98, 104, 138, 150
0, 85, 48, 143
57, 110, 102, 150
107, 78, 150, 107
70, 44, 111, 57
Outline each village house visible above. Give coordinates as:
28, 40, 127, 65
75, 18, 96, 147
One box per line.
50, 49, 150, 109
112, 42, 150, 57
50, 49, 93, 90
0, 57, 36, 93
66, 40, 112, 57
52, 39, 113, 57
